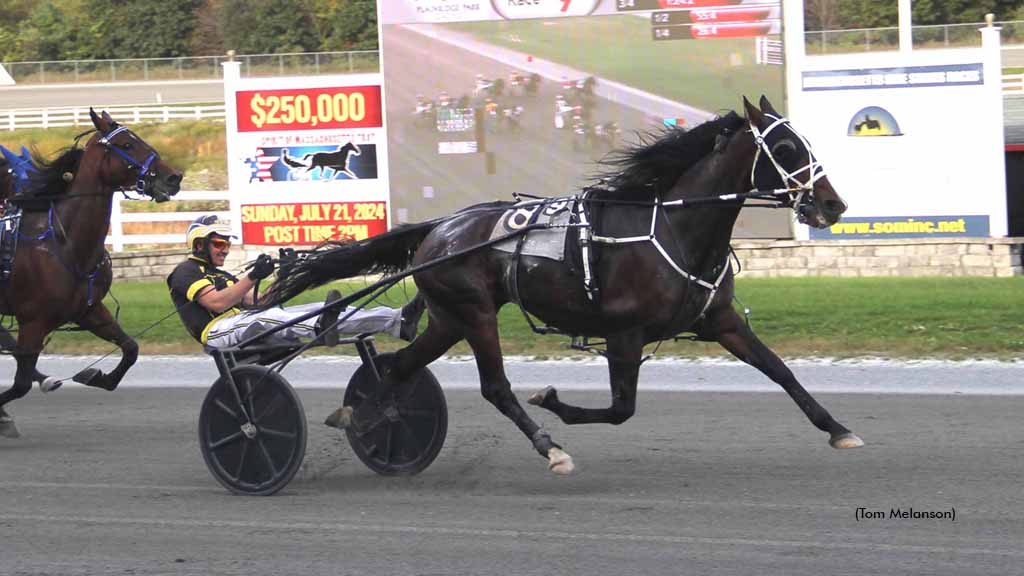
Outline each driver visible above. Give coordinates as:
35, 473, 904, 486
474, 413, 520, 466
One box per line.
167, 215, 425, 349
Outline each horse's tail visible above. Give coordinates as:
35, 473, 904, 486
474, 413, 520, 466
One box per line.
259, 219, 441, 307
303, 153, 312, 160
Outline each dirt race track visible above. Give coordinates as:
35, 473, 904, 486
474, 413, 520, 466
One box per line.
2, 363, 1023, 576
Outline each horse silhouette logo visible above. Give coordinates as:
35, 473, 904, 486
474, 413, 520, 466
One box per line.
848, 106, 902, 137
303, 142, 361, 180
249, 143, 375, 181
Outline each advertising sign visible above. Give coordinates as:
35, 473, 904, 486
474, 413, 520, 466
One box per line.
782, 0, 1006, 238
223, 66, 391, 245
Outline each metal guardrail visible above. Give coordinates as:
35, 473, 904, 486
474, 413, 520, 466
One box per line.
1, 103, 225, 130
1, 50, 379, 86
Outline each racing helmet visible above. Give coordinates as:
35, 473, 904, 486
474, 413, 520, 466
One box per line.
186, 214, 235, 251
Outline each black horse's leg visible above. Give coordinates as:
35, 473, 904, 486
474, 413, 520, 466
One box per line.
700, 307, 864, 449
529, 330, 644, 425
0, 326, 48, 387
390, 306, 463, 380
324, 306, 463, 429
461, 303, 574, 474
73, 303, 138, 392
0, 326, 46, 438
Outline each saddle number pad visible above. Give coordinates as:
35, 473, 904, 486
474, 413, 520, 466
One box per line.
489, 198, 574, 262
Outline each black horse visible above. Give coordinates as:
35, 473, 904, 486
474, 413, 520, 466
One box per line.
263, 96, 861, 474
303, 143, 360, 180
0, 109, 182, 438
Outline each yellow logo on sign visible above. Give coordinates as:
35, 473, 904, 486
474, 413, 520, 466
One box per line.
847, 106, 902, 137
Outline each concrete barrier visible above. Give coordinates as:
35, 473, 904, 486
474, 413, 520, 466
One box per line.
732, 238, 1024, 278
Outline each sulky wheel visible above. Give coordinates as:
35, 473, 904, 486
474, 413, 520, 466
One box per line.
343, 355, 447, 476
199, 365, 307, 496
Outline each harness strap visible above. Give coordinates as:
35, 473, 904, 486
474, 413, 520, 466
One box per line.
574, 190, 598, 302
18, 206, 55, 241
0, 210, 21, 282
14, 203, 107, 306
510, 198, 563, 336
588, 196, 730, 319
98, 126, 158, 195
748, 114, 825, 195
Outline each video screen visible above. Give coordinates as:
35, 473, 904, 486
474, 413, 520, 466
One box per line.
381, 1, 788, 237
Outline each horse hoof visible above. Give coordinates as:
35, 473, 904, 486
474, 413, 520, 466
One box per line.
324, 406, 354, 430
830, 432, 865, 449
528, 386, 556, 407
40, 377, 63, 394
0, 418, 20, 439
547, 447, 575, 475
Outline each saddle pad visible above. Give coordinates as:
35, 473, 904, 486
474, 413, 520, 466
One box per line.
0, 210, 22, 278
489, 198, 573, 262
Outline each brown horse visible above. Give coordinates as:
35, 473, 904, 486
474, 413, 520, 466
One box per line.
0, 146, 61, 387
0, 109, 182, 438
262, 96, 862, 474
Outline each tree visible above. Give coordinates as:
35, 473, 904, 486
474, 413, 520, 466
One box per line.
0, 0, 37, 60
220, 0, 318, 54
13, 2, 79, 62
83, 0, 201, 59
190, 0, 226, 56
314, 0, 378, 51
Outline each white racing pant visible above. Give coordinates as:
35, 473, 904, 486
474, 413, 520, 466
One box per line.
204, 303, 402, 349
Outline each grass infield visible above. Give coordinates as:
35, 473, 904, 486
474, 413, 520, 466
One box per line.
27, 277, 1024, 360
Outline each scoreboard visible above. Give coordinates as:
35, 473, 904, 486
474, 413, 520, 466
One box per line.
618, 0, 780, 40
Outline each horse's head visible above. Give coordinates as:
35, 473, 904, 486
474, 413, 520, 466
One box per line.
743, 96, 847, 228
85, 108, 182, 202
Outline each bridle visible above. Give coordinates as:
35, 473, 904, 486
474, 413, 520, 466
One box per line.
748, 113, 826, 221
96, 126, 160, 198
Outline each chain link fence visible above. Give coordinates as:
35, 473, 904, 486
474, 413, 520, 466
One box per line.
806, 20, 1024, 55
1, 50, 379, 85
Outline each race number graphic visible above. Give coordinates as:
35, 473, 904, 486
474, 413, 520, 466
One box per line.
490, 0, 601, 19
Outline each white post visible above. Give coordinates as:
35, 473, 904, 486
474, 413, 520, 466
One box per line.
375, 2, 392, 230
981, 14, 1007, 236
898, 0, 913, 53
782, 0, 807, 239
110, 194, 125, 252
222, 52, 243, 245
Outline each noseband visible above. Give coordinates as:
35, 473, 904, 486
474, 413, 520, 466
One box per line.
97, 126, 158, 196
748, 114, 825, 215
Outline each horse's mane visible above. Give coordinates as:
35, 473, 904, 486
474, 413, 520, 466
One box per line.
596, 111, 746, 200
20, 147, 84, 199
